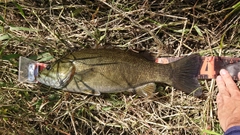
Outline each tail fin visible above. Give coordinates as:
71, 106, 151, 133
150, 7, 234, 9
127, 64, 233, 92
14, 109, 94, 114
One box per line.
171, 54, 202, 97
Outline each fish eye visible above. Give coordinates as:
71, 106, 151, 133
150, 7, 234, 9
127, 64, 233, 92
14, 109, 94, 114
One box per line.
46, 65, 51, 70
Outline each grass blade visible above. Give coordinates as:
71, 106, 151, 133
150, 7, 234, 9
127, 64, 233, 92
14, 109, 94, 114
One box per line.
202, 129, 221, 135
0, 34, 11, 41
14, 2, 25, 18
0, 15, 5, 23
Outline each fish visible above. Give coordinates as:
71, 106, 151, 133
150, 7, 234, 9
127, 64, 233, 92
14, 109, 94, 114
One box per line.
37, 49, 202, 97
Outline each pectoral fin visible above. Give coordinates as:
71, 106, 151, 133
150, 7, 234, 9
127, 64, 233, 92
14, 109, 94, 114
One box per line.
134, 83, 156, 97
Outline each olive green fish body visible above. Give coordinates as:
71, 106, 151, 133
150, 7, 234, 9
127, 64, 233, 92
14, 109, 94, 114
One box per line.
38, 49, 202, 97
63, 50, 172, 95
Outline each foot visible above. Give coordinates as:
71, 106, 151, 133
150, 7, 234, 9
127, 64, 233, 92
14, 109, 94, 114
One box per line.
216, 69, 240, 132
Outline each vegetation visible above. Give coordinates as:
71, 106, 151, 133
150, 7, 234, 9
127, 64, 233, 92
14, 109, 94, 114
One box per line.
0, 0, 239, 134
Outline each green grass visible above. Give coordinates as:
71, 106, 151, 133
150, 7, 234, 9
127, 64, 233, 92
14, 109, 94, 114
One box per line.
0, 0, 239, 134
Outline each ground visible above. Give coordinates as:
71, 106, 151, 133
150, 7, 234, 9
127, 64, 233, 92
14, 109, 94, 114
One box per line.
0, 0, 239, 135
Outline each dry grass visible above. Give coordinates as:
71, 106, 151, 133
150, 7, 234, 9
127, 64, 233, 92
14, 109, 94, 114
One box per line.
0, 0, 239, 134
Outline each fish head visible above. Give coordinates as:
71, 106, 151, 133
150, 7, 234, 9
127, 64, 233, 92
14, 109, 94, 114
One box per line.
37, 60, 75, 89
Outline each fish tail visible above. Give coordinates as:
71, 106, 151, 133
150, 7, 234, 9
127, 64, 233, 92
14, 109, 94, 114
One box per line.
170, 54, 202, 97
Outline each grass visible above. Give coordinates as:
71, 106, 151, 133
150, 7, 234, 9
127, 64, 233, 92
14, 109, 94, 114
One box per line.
0, 0, 240, 134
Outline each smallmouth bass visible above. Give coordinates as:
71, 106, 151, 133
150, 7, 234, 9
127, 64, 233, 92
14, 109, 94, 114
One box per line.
37, 49, 202, 97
